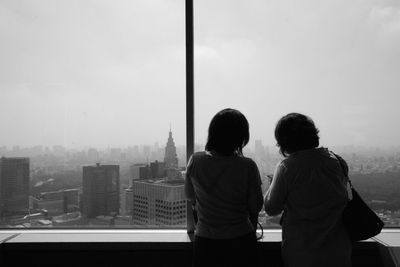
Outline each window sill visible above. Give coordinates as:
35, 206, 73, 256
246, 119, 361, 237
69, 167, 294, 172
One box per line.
1, 229, 399, 266
0, 229, 399, 244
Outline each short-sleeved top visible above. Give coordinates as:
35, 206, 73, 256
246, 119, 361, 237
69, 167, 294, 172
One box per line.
266, 147, 351, 267
186, 151, 263, 239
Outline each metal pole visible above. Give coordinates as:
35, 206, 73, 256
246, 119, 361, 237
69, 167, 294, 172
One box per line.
185, 0, 195, 234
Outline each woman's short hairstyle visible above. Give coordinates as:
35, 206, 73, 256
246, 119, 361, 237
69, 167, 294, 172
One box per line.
275, 113, 319, 157
205, 108, 250, 156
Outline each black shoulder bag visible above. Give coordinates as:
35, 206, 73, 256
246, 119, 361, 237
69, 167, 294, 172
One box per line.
334, 153, 384, 242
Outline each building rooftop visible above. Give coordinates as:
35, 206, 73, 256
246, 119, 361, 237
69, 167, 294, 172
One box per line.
0, 157, 29, 161
52, 212, 82, 223
134, 178, 184, 187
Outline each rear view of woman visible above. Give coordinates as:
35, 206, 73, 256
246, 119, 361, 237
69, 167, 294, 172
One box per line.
185, 108, 263, 267
264, 113, 352, 267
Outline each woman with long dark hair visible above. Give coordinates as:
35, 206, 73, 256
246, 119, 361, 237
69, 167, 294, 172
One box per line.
185, 108, 263, 267
265, 113, 352, 267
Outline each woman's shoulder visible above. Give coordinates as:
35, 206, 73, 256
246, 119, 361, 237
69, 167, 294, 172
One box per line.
285, 147, 348, 171
191, 152, 256, 166
241, 155, 257, 165
231, 156, 259, 172
189, 151, 213, 165
191, 151, 210, 160
186, 152, 210, 173
286, 147, 328, 163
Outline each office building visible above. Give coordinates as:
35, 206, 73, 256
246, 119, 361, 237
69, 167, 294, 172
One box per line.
125, 187, 133, 215
130, 163, 150, 181
150, 160, 166, 179
0, 157, 30, 219
32, 188, 79, 215
82, 163, 120, 218
132, 178, 186, 226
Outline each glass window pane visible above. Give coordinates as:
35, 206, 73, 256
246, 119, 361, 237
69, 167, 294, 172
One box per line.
195, 0, 400, 228
0, 0, 185, 228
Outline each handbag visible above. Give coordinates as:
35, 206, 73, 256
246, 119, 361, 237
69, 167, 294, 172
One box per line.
334, 153, 384, 242
250, 212, 264, 241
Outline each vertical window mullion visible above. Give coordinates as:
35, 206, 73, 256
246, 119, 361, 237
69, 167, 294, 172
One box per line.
185, 0, 195, 234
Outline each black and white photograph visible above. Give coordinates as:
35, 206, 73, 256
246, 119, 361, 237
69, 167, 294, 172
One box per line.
0, 0, 399, 266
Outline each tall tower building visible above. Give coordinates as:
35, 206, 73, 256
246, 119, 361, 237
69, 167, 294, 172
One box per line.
164, 128, 178, 168
0, 157, 30, 219
82, 163, 120, 218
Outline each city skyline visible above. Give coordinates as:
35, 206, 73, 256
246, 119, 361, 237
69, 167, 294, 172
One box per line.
1, 126, 400, 228
2, 141, 400, 153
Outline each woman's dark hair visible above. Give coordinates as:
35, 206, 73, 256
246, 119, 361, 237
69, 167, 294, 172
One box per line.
205, 108, 250, 156
275, 113, 320, 157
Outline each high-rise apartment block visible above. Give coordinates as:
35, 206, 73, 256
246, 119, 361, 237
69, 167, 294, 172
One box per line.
82, 163, 120, 218
132, 178, 186, 226
0, 157, 30, 219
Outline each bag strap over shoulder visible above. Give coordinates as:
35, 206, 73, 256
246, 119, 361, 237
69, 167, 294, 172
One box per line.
332, 152, 353, 189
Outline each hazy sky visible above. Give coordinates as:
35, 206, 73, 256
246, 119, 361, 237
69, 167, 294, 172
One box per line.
1, 0, 399, 149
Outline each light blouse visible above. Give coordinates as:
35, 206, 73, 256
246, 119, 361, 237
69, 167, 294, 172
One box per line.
265, 147, 352, 267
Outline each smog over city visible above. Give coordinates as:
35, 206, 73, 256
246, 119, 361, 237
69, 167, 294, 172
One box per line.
0, 0, 400, 228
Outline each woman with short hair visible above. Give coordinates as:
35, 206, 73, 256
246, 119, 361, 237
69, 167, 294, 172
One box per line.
265, 113, 352, 267
185, 108, 263, 267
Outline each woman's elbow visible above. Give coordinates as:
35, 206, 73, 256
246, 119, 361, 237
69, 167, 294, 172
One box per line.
264, 200, 282, 216
256, 197, 264, 213
248, 198, 263, 215
186, 194, 195, 202
184, 187, 195, 201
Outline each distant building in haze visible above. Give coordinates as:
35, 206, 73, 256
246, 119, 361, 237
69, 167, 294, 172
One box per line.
0, 157, 30, 220
130, 163, 151, 181
255, 140, 266, 159
164, 128, 178, 168
32, 188, 80, 216
87, 148, 99, 163
150, 160, 166, 179
125, 187, 133, 215
82, 163, 120, 218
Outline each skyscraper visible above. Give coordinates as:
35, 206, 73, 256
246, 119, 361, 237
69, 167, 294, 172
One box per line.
0, 157, 30, 219
82, 163, 120, 218
164, 128, 178, 168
